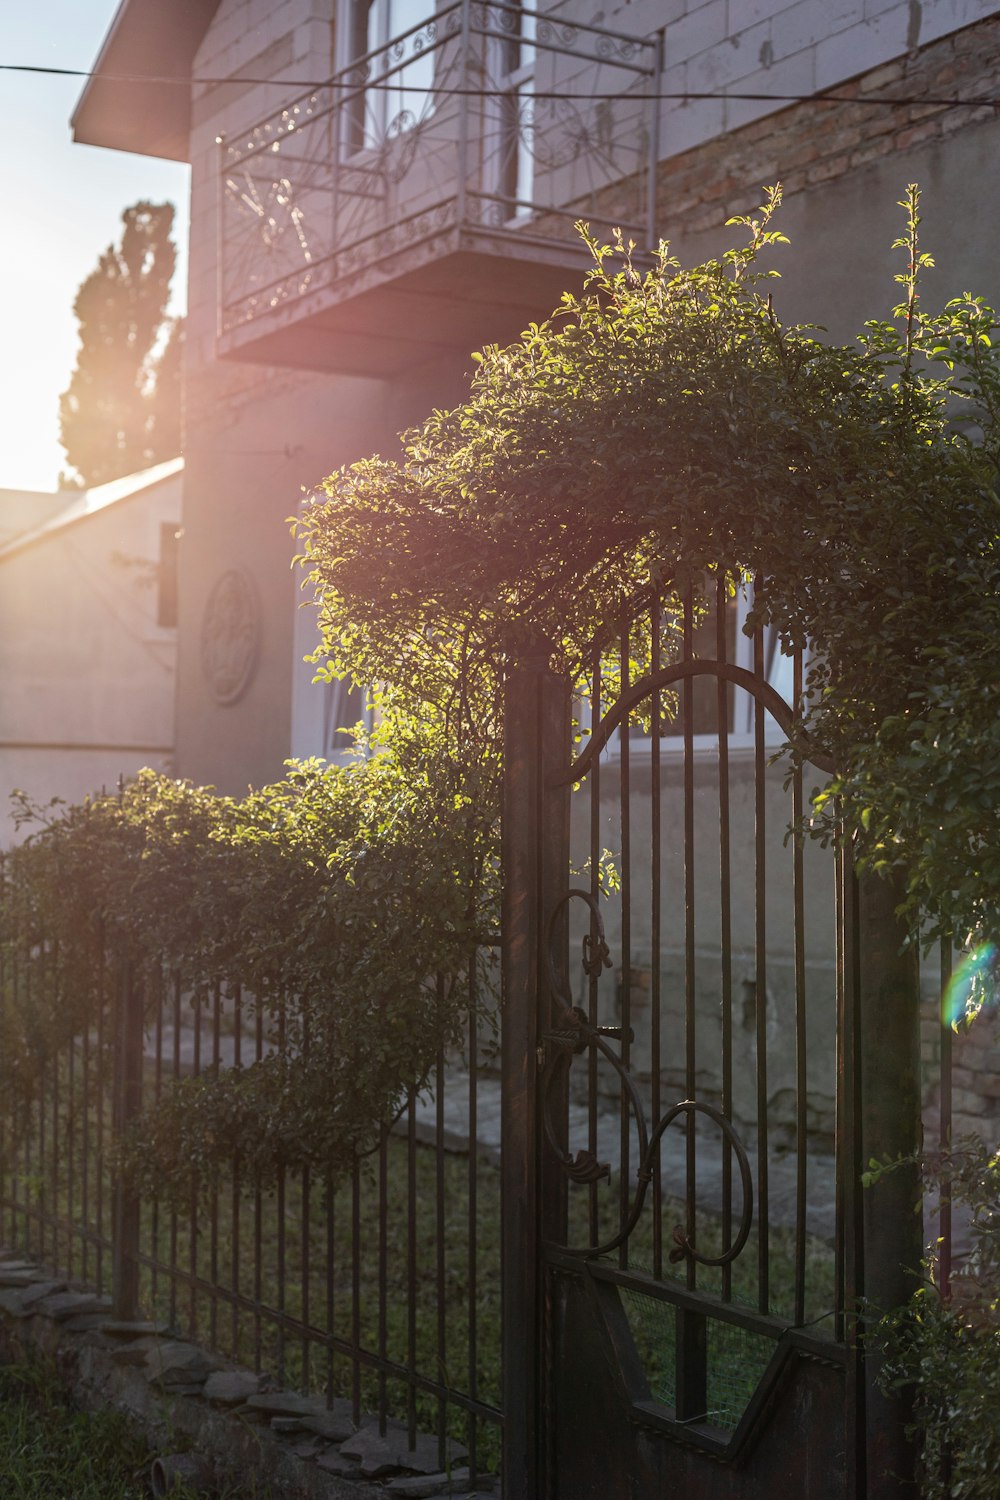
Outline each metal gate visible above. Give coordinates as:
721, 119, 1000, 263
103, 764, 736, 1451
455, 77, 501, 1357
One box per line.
500, 583, 924, 1499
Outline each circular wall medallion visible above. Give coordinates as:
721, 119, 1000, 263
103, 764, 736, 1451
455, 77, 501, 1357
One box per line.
200, 569, 260, 705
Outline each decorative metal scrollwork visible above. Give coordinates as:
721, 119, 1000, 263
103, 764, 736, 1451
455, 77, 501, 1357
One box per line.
218, 1, 660, 339
540, 890, 754, 1266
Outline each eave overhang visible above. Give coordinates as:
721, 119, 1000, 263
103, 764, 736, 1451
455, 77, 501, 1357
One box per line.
71, 0, 221, 162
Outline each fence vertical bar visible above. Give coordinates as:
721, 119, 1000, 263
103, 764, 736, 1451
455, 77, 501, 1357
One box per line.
377, 1124, 388, 1431
679, 585, 706, 1408
619, 626, 633, 1270
169, 972, 181, 1329
210, 978, 221, 1351
791, 647, 808, 1326
406, 1085, 418, 1446
501, 643, 570, 1500
587, 650, 602, 1249
752, 610, 770, 1316
112, 961, 143, 1320
434, 1021, 447, 1466
650, 603, 662, 1280
465, 957, 480, 1480
190, 989, 202, 1338
24, 942, 33, 1260
150, 966, 164, 1311
716, 579, 734, 1305
37, 942, 47, 1264
682, 586, 697, 1296
276, 995, 287, 1386
0, 853, 6, 1250
231, 983, 242, 1356
300, 1001, 312, 1391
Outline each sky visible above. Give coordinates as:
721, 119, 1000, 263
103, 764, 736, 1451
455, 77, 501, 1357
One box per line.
0, 3, 190, 494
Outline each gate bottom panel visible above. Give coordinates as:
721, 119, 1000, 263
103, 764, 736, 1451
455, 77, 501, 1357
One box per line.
545, 1264, 848, 1500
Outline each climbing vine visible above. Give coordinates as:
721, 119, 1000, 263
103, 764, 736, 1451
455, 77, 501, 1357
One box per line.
295, 185, 1000, 968
873, 1141, 1000, 1498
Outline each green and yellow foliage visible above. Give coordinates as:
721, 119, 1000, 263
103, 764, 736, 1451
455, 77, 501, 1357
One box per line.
6, 184, 1000, 1199
2, 714, 495, 1195
295, 185, 1000, 970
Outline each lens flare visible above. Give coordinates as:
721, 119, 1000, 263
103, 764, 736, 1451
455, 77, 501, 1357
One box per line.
943, 943, 999, 1028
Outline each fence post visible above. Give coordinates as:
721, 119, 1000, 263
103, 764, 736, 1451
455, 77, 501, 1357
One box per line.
112, 961, 143, 1320
856, 865, 922, 1498
501, 643, 571, 1500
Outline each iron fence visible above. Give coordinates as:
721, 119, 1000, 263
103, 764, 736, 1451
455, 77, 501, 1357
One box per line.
0, 622, 995, 1494
561, 579, 982, 1297
0, 887, 503, 1480
525, 579, 985, 1470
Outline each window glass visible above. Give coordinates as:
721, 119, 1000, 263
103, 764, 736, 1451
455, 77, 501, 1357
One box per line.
618, 584, 802, 749
347, 0, 434, 150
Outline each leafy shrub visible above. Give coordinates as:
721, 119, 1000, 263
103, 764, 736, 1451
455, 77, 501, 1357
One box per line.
875, 1140, 1000, 1499
295, 187, 1000, 967
1, 714, 495, 1195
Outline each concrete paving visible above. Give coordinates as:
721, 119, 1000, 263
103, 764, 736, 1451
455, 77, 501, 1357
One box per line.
405, 1068, 840, 1243
150, 1028, 960, 1255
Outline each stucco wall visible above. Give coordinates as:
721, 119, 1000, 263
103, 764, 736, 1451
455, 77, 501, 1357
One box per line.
0, 473, 180, 843
178, 0, 479, 791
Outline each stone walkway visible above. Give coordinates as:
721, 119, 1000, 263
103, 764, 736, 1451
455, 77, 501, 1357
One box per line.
407, 1070, 840, 1243
150, 1025, 840, 1243
150, 1031, 955, 1254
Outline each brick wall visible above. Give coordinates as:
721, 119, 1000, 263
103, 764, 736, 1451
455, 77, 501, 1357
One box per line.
596, 0, 1000, 160
643, 14, 1000, 235
922, 997, 1000, 1145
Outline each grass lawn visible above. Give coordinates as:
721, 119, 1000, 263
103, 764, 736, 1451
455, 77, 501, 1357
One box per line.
0, 1359, 204, 1499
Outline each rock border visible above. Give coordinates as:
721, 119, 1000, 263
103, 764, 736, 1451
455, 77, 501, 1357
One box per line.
0, 1250, 497, 1500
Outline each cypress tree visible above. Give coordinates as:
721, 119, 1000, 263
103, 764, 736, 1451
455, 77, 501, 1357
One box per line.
59, 201, 182, 487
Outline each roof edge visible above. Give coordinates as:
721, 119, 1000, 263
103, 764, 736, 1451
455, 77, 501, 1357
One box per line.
71, 0, 221, 162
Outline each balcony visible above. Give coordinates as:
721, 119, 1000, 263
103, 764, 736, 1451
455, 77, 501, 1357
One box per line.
217, 0, 659, 377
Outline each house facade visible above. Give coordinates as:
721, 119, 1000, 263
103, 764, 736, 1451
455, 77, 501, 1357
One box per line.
70, 0, 1000, 1151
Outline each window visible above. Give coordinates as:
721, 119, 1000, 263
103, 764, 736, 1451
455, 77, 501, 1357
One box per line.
343, 0, 436, 152
599, 583, 804, 759
319, 678, 372, 759
290, 556, 374, 763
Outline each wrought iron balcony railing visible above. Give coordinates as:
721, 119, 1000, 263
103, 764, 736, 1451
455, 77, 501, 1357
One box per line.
217, 0, 660, 372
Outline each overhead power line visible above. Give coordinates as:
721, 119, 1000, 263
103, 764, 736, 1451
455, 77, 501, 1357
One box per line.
2, 60, 999, 111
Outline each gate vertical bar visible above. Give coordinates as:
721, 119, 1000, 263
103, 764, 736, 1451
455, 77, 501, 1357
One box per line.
501, 643, 571, 1500
856, 866, 922, 1498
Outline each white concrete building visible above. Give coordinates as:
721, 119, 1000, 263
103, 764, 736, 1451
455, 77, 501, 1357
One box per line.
0, 460, 181, 839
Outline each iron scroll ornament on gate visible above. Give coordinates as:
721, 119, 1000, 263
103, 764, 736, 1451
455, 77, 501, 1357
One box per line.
541, 889, 754, 1266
